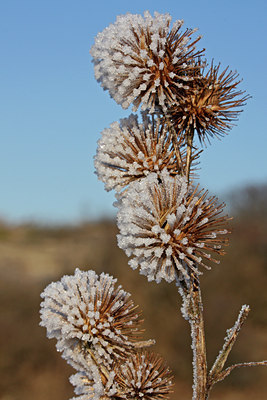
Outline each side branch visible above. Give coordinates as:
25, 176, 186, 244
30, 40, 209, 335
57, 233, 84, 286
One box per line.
208, 304, 250, 383
207, 305, 267, 393
213, 361, 267, 384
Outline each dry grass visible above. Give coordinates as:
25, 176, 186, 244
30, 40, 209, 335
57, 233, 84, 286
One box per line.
0, 185, 266, 400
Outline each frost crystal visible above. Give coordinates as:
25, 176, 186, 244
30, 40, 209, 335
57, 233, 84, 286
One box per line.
90, 11, 203, 113
40, 268, 144, 366
94, 113, 184, 192
117, 170, 230, 283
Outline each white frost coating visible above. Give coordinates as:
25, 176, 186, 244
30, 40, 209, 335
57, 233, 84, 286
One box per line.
40, 268, 143, 367
90, 11, 200, 112
117, 170, 229, 283
94, 112, 179, 192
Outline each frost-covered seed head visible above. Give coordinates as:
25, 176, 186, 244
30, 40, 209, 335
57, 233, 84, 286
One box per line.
117, 170, 230, 283
170, 62, 249, 144
95, 113, 188, 192
40, 268, 144, 366
115, 351, 173, 400
90, 11, 204, 113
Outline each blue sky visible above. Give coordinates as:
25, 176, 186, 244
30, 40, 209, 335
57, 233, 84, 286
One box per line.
1, 0, 266, 223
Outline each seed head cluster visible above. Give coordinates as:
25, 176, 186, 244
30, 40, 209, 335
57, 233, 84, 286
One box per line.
40, 269, 172, 400
40, 10, 249, 400
69, 351, 173, 400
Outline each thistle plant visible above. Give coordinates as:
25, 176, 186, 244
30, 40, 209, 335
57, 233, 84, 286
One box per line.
40, 10, 266, 400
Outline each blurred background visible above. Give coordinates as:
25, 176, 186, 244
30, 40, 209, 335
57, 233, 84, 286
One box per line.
0, 0, 266, 399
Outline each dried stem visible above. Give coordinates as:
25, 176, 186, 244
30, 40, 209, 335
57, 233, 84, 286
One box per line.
186, 126, 194, 183
190, 282, 208, 400
208, 305, 250, 383
179, 277, 209, 400
211, 361, 267, 386
206, 305, 267, 395
164, 114, 185, 175
132, 339, 156, 348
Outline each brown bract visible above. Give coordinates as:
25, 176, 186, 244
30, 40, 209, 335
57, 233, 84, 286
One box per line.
169, 63, 250, 143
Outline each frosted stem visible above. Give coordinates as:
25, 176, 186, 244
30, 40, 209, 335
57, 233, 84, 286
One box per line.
165, 115, 184, 175
190, 282, 208, 400
211, 360, 267, 385
208, 305, 250, 383
179, 278, 208, 399
206, 305, 267, 395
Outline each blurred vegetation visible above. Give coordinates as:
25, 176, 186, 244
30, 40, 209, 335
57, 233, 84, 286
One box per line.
0, 184, 266, 400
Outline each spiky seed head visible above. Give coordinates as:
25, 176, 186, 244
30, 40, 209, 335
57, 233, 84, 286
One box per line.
114, 351, 173, 400
117, 170, 230, 283
95, 113, 190, 192
170, 62, 249, 144
40, 268, 144, 366
90, 11, 204, 113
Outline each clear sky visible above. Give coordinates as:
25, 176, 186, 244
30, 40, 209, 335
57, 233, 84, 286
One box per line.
1, 0, 267, 223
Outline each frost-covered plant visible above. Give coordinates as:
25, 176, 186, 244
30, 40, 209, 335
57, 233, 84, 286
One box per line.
40, 10, 266, 400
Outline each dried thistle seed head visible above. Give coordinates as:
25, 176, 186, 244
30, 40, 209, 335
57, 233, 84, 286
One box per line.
40, 268, 144, 366
90, 11, 204, 113
170, 62, 249, 144
95, 113, 188, 192
117, 170, 230, 283
114, 351, 173, 400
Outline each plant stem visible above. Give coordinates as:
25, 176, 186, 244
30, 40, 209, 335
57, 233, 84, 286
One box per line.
186, 126, 194, 184
188, 280, 208, 400
164, 115, 184, 175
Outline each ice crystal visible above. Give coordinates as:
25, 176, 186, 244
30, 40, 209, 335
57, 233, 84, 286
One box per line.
94, 113, 185, 192
117, 170, 230, 283
40, 268, 144, 366
115, 351, 173, 400
170, 62, 249, 143
90, 11, 203, 113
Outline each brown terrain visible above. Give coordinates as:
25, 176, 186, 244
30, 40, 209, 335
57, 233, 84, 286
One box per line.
0, 184, 266, 400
